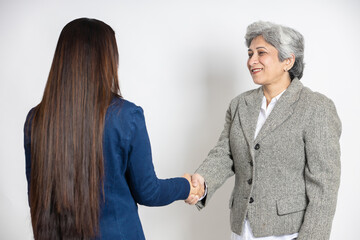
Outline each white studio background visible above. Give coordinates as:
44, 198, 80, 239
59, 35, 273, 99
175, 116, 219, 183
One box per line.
0, 0, 359, 239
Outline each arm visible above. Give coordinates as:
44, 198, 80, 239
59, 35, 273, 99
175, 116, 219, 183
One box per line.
24, 109, 35, 206
195, 103, 235, 209
298, 97, 341, 240
126, 107, 191, 206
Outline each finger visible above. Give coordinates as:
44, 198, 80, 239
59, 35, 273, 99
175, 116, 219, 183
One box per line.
195, 173, 205, 184
192, 173, 204, 186
186, 199, 197, 205
191, 176, 198, 187
182, 173, 191, 181
185, 195, 195, 204
189, 196, 199, 205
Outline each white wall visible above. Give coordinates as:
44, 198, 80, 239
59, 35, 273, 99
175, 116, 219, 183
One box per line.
0, 0, 359, 239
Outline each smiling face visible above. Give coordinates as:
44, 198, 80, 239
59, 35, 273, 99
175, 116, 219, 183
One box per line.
247, 35, 290, 87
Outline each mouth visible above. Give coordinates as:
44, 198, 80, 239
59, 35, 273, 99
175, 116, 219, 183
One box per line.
251, 68, 263, 74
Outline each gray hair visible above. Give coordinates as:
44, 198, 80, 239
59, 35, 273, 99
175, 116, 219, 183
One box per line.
245, 21, 305, 80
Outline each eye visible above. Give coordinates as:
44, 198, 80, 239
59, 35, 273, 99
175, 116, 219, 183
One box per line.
258, 51, 266, 56
248, 52, 253, 58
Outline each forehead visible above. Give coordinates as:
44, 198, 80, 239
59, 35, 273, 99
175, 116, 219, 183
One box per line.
248, 35, 275, 50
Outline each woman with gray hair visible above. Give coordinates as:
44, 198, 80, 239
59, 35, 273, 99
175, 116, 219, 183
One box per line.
186, 21, 341, 240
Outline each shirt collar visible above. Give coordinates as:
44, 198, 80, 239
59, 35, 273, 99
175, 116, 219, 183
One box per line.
273, 89, 286, 101
261, 89, 287, 110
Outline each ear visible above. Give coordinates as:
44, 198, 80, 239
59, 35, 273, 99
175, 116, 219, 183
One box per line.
285, 54, 295, 71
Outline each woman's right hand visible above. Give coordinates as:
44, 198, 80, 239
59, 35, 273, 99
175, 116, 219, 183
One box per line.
183, 173, 205, 205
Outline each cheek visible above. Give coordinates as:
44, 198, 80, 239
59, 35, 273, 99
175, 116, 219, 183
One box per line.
259, 56, 270, 66
261, 57, 279, 71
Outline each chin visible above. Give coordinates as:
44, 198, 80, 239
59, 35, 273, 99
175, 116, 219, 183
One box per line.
251, 77, 266, 86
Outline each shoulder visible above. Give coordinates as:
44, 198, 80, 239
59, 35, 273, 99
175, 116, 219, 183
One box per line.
25, 106, 37, 123
300, 86, 337, 111
300, 85, 341, 129
300, 86, 342, 138
107, 97, 144, 121
108, 97, 143, 113
105, 97, 147, 134
232, 88, 258, 102
227, 87, 261, 112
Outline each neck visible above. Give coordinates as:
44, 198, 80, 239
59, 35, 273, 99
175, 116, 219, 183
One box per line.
262, 76, 291, 106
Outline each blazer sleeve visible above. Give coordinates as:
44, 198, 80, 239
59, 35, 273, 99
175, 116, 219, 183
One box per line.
298, 96, 341, 240
126, 107, 190, 206
195, 102, 235, 210
24, 108, 35, 206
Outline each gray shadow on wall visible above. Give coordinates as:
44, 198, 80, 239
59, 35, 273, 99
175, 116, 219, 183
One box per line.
185, 49, 249, 239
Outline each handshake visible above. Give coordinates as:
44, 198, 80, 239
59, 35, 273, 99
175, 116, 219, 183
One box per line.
182, 173, 205, 205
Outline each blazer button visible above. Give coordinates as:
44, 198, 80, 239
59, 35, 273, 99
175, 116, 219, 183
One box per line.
249, 197, 254, 203
247, 179, 252, 185
254, 144, 260, 150
249, 160, 253, 167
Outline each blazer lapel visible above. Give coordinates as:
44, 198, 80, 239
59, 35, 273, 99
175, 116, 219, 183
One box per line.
239, 87, 263, 146
254, 78, 303, 143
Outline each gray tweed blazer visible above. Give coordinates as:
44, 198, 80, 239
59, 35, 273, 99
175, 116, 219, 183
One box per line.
196, 78, 341, 240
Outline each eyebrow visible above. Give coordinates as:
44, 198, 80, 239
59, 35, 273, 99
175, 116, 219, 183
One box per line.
248, 46, 267, 51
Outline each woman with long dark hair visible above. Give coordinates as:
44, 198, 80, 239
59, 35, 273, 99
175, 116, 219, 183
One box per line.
24, 18, 198, 240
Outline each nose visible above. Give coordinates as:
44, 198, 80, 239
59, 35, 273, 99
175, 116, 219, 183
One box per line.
248, 54, 258, 66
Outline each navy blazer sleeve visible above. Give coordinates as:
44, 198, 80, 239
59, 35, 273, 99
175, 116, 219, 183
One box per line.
24, 108, 34, 205
126, 107, 190, 206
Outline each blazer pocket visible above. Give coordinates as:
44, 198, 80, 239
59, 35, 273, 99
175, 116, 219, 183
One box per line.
229, 194, 234, 209
276, 195, 308, 216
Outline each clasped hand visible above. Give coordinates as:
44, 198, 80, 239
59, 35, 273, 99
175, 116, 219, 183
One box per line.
182, 173, 205, 205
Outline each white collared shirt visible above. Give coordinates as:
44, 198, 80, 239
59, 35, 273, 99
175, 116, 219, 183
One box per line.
254, 89, 285, 139
231, 89, 298, 240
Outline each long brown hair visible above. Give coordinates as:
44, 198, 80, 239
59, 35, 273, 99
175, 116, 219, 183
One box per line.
29, 18, 120, 239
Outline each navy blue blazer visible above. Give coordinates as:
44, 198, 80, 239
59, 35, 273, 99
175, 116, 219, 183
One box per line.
24, 97, 190, 239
